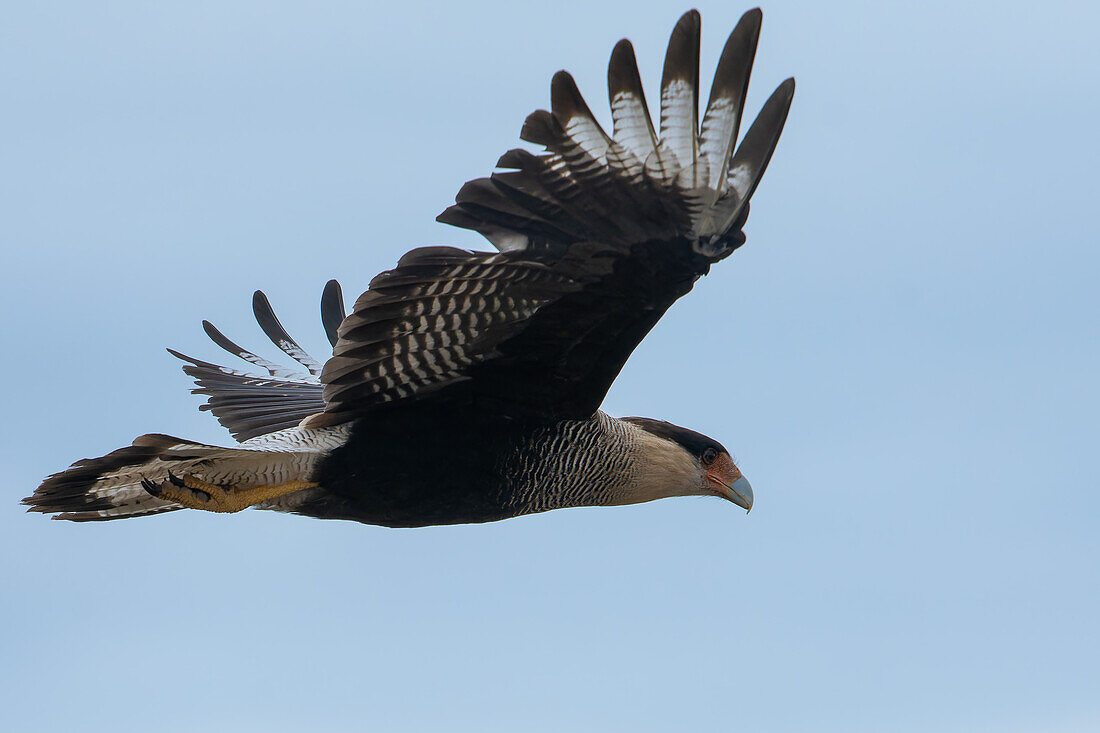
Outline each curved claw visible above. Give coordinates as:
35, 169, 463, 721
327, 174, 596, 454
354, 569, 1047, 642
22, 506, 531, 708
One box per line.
140, 477, 161, 498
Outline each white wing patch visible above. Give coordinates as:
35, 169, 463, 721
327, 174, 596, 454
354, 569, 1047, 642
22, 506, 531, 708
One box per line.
439, 9, 794, 258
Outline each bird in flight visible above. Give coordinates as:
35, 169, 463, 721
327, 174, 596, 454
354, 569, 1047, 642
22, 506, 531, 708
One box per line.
25, 8, 794, 527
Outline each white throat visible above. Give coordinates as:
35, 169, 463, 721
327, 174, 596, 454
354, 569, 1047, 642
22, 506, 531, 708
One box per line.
607, 420, 701, 506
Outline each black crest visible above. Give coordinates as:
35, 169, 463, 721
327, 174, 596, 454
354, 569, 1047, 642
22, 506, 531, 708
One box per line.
621, 417, 727, 459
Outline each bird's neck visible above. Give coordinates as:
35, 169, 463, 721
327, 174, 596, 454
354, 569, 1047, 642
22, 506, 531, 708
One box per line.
500, 412, 694, 514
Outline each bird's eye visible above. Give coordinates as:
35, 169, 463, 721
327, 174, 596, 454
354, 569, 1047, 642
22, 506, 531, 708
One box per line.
702, 448, 718, 466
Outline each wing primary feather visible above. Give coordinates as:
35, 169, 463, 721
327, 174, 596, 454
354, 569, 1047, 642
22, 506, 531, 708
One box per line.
168, 345, 325, 441
440, 9, 792, 260
200, 320, 304, 380
551, 70, 611, 162
252, 290, 324, 375
650, 10, 701, 185
607, 38, 657, 169
321, 280, 345, 348
700, 8, 761, 192
716, 77, 795, 231
169, 284, 342, 440
167, 347, 254, 378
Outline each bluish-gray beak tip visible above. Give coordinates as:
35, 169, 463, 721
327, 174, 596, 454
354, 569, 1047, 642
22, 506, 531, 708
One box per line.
728, 476, 753, 513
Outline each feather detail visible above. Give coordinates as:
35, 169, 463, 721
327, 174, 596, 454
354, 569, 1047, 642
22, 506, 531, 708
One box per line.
201, 320, 308, 382
699, 9, 761, 195
321, 279, 346, 348
439, 8, 794, 261
706, 77, 796, 240
252, 290, 324, 375
607, 38, 657, 180
650, 10, 701, 188
170, 281, 347, 441
551, 71, 611, 164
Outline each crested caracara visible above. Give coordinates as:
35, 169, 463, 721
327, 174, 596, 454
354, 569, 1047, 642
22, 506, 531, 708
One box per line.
25, 9, 793, 527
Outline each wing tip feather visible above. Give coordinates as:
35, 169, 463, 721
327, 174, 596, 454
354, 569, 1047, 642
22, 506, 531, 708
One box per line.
441, 8, 791, 258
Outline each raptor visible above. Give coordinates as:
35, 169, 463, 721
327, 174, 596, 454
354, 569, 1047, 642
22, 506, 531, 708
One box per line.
25, 9, 794, 527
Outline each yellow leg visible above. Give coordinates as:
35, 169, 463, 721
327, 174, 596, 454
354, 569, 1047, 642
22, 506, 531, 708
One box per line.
142, 472, 317, 513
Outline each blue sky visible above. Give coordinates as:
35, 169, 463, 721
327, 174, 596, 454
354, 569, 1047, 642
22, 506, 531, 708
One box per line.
2, 1, 1097, 731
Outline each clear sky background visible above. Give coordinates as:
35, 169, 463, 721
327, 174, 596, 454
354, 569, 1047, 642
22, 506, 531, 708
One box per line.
1, 1, 1097, 731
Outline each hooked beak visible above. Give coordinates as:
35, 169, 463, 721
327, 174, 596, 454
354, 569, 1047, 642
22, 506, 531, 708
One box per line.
709, 474, 754, 513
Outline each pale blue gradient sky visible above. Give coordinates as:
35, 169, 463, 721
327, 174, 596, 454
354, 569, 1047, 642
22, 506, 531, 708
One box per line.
2, 2, 1097, 731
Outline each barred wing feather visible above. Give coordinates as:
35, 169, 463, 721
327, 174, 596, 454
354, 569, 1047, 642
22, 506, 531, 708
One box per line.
314, 9, 793, 424
170, 280, 345, 441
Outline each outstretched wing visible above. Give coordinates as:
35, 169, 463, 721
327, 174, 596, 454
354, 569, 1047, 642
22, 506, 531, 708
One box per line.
170, 280, 346, 442
312, 9, 793, 424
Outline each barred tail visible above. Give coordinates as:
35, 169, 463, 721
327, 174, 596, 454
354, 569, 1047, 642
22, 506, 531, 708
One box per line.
22, 434, 218, 521
25, 432, 317, 521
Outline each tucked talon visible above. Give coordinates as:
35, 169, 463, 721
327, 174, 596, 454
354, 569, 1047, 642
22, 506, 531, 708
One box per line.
140, 477, 161, 498
135, 471, 317, 513
158, 470, 211, 503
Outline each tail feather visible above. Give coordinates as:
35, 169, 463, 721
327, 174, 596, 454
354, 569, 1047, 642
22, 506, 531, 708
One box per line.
23, 431, 328, 522
23, 434, 197, 521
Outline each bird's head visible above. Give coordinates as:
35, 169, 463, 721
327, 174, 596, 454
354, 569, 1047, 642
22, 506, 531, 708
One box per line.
619, 417, 753, 512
